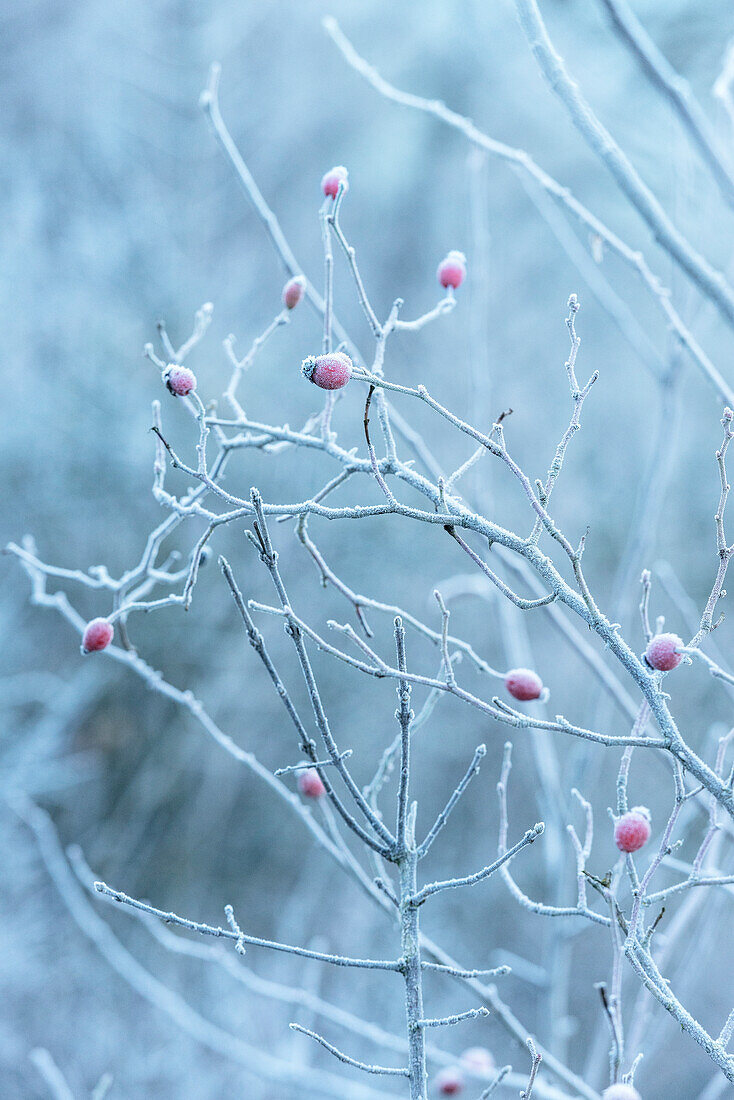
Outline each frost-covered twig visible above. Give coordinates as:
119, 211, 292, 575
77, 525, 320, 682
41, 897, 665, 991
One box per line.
411, 824, 544, 906
416, 1007, 490, 1029
418, 744, 486, 858
521, 1037, 542, 1099
497, 743, 609, 927
288, 1025, 409, 1077
94, 883, 401, 971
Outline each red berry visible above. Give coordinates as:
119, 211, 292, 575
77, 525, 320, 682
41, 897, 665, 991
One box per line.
164, 364, 197, 397
645, 632, 683, 672
283, 275, 306, 310
321, 165, 349, 199
505, 668, 543, 702
81, 618, 113, 654
297, 768, 326, 799
602, 1086, 641, 1100
614, 807, 651, 854
435, 1067, 465, 1095
301, 352, 352, 391
437, 250, 466, 289
460, 1047, 495, 1077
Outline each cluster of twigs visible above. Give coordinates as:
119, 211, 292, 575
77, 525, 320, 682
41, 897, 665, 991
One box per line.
10, 7, 734, 1098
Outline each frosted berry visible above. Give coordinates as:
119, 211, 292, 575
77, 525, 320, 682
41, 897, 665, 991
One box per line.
614, 807, 651, 854
321, 165, 349, 199
301, 352, 352, 391
297, 768, 326, 799
645, 632, 683, 672
437, 250, 467, 289
81, 618, 113, 654
164, 364, 197, 397
283, 275, 306, 310
460, 1047, 495, 1077
435, 1067, 465, 1095
602, 1086, 641, 1100
505, 668, 543, 702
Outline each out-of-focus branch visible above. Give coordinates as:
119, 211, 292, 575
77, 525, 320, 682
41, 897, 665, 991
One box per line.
513, 0, 734, 330
13, 798, 388, 1100
714, 39, 734, 134
29, 1049, 75, 1100
597, 0, 734, 210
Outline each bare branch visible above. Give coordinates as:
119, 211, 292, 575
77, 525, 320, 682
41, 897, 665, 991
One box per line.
513, 0, 734, 331
417, 1007, 490, 1029
521, 1037, 543, 1099
597, 0, 734, 210
418, 744, 487, 859
411, 823, 544, 906
94, 882, 401, 971
288, 1024, 409, 1076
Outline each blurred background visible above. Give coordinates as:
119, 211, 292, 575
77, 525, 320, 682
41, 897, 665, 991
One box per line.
3, 0, 734, 1096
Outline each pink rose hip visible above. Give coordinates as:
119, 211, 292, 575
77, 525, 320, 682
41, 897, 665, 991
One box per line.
297, 768, 326, 799
301, 352, 352, 391
282, 275, 306, 310
321, 165, 349, 199
505, 668, 543, 702
644, 632, 683, 672
81, 618, 113, 654
614, 807, 651, 854
435, 1066, 465, 1095
163, 364, 197, 397
437, 250, 466, 289
602, 1086, 641, 1100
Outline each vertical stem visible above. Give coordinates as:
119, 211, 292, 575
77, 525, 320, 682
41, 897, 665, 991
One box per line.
320, 200, 336, 441
320, 202, 334, 355
399, 812, 427, 1100
395, 616, 412, 852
